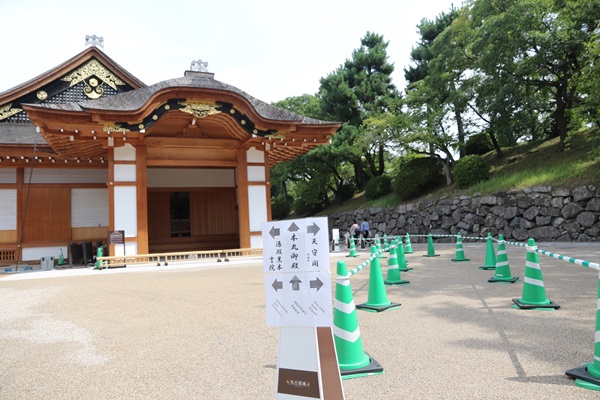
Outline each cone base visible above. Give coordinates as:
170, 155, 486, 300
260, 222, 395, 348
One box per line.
404, 250, 413, 254
340, 352, 384, 380
566, 364, 600, 391
398, 267, 413, 272
423, 254, 440, 257
451, 258, 470, 262
478, 265, 496, 270
384, 280, 410, 286
355, 302, 401, 313
346, 254, 359, 257
512, 298, 560, 310
488, 276, 519, 283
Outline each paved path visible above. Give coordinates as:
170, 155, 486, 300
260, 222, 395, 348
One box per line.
1, 242, 599, 399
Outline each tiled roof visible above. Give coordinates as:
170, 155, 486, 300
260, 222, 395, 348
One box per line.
0, 123, 46, 145
35, 74, 334, 125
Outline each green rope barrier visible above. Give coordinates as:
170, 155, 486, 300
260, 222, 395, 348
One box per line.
399, 232, 599, 271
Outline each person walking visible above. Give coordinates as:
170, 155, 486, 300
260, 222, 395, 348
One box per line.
350, 221, 360, 242
360, 219, 370, 239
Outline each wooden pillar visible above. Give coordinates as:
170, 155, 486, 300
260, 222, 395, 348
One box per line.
264, 150, 272, 222
107, 147, 116, 256
15, 168, 24, 261
136, 145, 148, 254
237, 148, 250, 248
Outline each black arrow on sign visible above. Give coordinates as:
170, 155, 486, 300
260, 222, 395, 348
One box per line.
272, 279, 283, 292
310, 277, 323, 291
307, 222, 320, 236
288, 222, 300, 232
290, 275, 302, 290
269, 226, 280, 239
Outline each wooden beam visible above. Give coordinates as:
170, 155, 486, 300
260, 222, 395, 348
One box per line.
237, 149, 250, 248
136, 145, 149, 254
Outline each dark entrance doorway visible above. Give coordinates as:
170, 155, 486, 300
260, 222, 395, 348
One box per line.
147, 188, 240, 253
170, 192, 190, 237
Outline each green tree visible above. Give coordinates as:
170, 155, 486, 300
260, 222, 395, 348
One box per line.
470, 0, 598, 150
319, 32, 401, 190
401, 8, 461, 184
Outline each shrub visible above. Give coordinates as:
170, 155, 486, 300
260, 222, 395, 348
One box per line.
292, 185, 325, 216
336, 183, 356, 202
365, 175, 392, 200
392, 156, 445, 200
465, 132, 493, 155
453, 155, 490, 188
271, 196, 292, 220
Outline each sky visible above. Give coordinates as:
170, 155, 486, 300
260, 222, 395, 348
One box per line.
0, 0, 459, 104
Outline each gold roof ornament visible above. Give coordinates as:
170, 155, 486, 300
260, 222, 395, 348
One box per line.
266, 131, 287, 139
178, 100, 221, 119
0, 103, 22, 121
61, 59, 125, 92
103, 124, 130, 133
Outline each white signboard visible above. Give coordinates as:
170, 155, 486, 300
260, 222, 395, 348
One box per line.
263, 217, 333, 327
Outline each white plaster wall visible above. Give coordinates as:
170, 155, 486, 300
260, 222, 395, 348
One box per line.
147, 168, 235, 188
22, 246, 66, 262
114, 165, 137, 182
114, 242, 138, 257
247, 165, 265, 182
0, 169, 16, 183
114, 144, 136, 161
26, 168, 107, 184
248, 185, 268, 232
0, 189, 16, 230
72, 189, 108, 228
250, 235, 263, 249
247, 147, 264, 163
114, 186, 137, 237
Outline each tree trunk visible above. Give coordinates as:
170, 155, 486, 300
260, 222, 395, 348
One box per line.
555, 88, 568, 152
442, 159, 452, 186
455, 107, 465, 158
377, 144, 385, 176
352, 160, 368, 191
488, 130, 503, 158
364, 152, 377, 177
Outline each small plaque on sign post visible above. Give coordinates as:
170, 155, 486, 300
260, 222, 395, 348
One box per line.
107, 230, 126, 267
108, 230, 124, 245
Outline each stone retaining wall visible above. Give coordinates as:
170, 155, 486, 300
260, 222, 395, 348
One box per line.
326, 185, 600, 243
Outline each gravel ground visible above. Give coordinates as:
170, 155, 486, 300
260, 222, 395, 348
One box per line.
1, 242, 599, 399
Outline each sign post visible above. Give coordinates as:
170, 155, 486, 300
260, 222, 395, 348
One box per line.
263, 217, 344, 399
107, 230, 125, 267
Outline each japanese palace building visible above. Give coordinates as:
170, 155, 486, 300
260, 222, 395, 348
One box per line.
0, 38, 339, 264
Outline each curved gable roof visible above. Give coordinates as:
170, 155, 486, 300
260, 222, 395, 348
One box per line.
0, 46, 145, 102
31, 73, 333, 126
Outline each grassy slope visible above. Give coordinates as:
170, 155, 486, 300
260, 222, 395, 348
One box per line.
320, 130, 600, 215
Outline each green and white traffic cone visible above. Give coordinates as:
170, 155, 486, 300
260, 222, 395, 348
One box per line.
383, 235, 390, 252
479, 233, 497, 270
488, 235, 519, 283
333, 260, 384, 379
512, 238, 560, 310
396, 236, 412, 272
347, 237, 359, 257
451, 232, 470, 262
375, 235, 386, 258
422, 234, 440, 257
385, 243, 410, 285
356, 246, 401, 312
404, 233, 413, 254
565, 266, 600, 390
